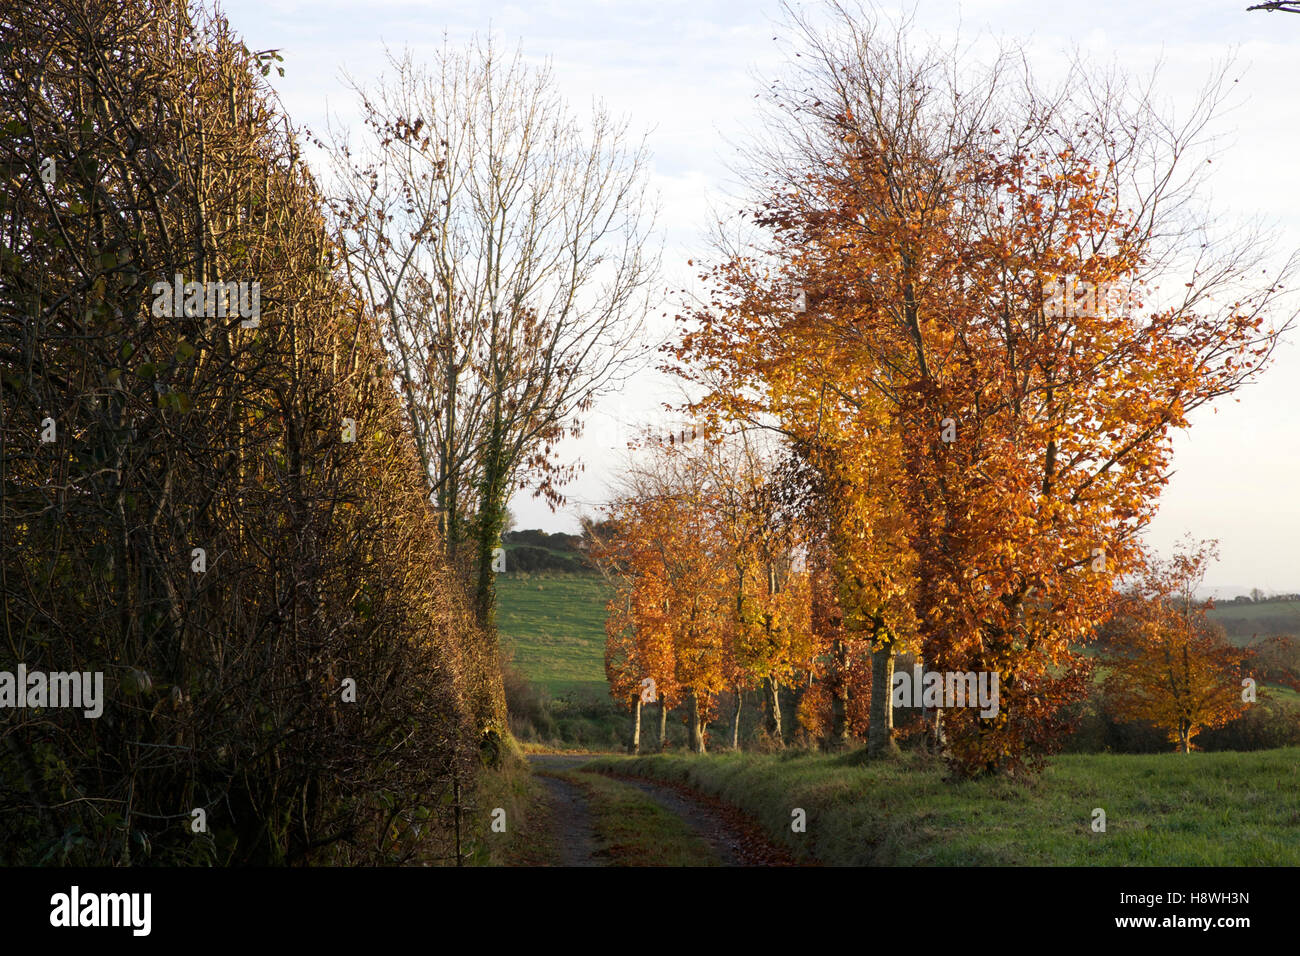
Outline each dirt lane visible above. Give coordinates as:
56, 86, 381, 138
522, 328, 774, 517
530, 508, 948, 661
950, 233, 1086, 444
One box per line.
526, 753, 795, 866
533, 772, 603, 866
609, 776, 745, 865
528, 753, 604, 773
528, 754, 605, 866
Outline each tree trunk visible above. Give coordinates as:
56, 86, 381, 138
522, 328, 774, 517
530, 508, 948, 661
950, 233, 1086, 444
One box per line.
630, 696, 642, 755
467, 426, 510, 757
658, 697, 669, 751
472, 439, 508, 629
764, 675, 783, 744
730, 686, 743, 749
441, 364, 460, 561
473, 289, 510, 629
828, 638, 850, 750
914, 653, 947, 755
790, 671, 811, 742
927, 707, 947, 754
688, 690, 707, 754
830, 689, 849, 750
868, 640, 900, 758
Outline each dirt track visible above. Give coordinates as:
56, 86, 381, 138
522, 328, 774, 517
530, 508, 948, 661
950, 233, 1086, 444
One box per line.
526, 753, 795, 866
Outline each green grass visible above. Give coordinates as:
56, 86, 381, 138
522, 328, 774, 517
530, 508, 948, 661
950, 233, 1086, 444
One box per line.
494, 575, 1300, 693
495, 572, 1298, 750
1269, 685, 1300, 705
586, 747, 1300, 866
496, 572, 614, 699
1207, 600, 1300, 645
470, 754, 557, 866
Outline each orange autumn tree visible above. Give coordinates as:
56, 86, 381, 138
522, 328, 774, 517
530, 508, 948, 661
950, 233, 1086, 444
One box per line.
591, 477, 681, 754
672, 2, 1297, 775
596, 530, 678, 753
705, 435, 813, 747
820, 423, 919, 756
675, 65, 1120, 772
1104, 539, 1248, 753
794, 535, 836, 742
595, 434, 732, 753
597, 429, 816, 753
776, 435, 918, 753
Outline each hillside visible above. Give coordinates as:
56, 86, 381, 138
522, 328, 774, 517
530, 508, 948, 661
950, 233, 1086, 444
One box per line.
1206, 597, 1300, 645
496, 572, 613, 699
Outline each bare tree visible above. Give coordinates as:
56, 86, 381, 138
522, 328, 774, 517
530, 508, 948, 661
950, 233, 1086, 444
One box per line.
322, 36, 660, 626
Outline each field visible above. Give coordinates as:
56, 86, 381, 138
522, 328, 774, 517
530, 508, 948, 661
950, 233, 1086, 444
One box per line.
1207, 599, 1300, 645
584, 747, 1300, 865
496, 571, 613, 700
496, 574, 1300, 697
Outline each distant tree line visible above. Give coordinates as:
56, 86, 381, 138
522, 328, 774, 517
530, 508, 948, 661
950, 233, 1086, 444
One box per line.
1222, 592, 1300, 604
500, 528, 596, 573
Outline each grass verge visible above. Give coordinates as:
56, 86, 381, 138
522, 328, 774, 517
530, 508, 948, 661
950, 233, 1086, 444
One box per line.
585, 747, 1300, 866
469, 753, 558, 866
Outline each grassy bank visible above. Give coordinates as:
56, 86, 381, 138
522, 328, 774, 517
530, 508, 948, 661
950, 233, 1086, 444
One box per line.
469, 752, 557, 866
586, 747, 1300, 866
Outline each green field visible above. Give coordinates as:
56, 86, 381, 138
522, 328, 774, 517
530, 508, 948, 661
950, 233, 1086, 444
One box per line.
496, 571, 614, 699
495, 571, 1300, 690
585, 747, 1300, 865
1207, 599, 1300, 645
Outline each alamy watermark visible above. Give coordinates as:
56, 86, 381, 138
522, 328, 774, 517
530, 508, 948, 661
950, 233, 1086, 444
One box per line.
892, 664, 1000, 718
0, 664, 104, 718
50, 886, 150, 936
151, 274, 260, 327
1043, 278, 1141, 319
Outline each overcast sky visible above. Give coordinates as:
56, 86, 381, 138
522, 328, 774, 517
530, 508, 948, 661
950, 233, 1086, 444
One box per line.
216, 0, 1300, 592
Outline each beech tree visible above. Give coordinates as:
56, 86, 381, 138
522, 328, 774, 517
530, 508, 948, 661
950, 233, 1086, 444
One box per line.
703, 434, 811, 748
595, 429, 817, 754
672, 0, 1297, 774
1104, 540, 1248, 753
595, 521, 679, 755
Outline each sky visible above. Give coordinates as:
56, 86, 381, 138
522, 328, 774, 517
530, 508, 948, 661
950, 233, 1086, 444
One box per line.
215, 0, 1300, 593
